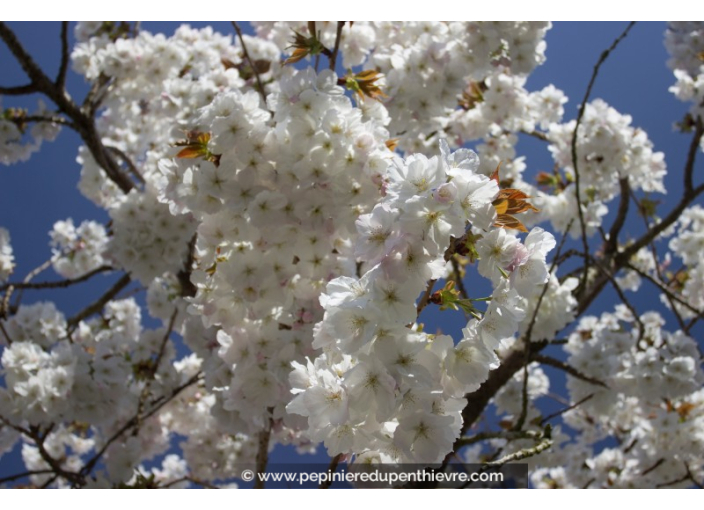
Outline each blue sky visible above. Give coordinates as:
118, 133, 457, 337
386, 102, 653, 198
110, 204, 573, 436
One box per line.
1, 21, 700, 486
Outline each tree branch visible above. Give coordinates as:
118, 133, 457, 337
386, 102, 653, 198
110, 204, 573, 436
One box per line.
0, 469, 55, 486
254, 412, 274, 489
67, 273, 131, 329
0, 265, 113, 292
540, 393, 594, 426
571, 21, 636, 298
329, 22, 345, 71
605, 178, 630, 256
416, 279, 436, 317
79, 372, 203, 481
56, 21, 69, 89
533, 355, 608, 388
483, 437, 553, 467
231, 21, 267, 105
105, 145, 145, 184
0, 22, 135, 193
0, 83, 38, 95
318, 453, 343, 489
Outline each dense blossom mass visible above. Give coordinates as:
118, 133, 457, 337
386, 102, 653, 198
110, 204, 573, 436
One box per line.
0, 21, 703, 489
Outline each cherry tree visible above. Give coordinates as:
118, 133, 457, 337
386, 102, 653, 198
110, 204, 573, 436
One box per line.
0, 21, 703, 489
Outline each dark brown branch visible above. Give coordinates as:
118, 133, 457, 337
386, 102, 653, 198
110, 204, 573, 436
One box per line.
79, 372, 203, 480
0, 265, 113, 292
629, 188, 687, 331
135, 309, 179, 431
450, 257, 469, 300
641, 457, 665, 476
533, 355, 608, 388
0, 469, 55, 485
56, 21, 69, 89
329, 22, 345, 71
617, 121, 704, 265
105, 145, 145, 184
318, 453, 343, 489
605, 178, 630, 256
0, 22, 134, 193
231, 21, 267, 105
0, 83, 37, 95
254, 412, 274, 489
25, 425, 82, 486
152, 309, 178, 378
177, 234, 197, 298
591, 257, 645, 340
540, 394, 594, 426
416, 279, 436, 317
685, 116, 704, 195
67, 273, 131, 329
513, 361, 530, 431
571, 21, 636, 299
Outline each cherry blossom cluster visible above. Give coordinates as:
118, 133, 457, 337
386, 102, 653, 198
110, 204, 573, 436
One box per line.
666, 22, 704, 150
286, 141, 559, 463
532, 99, 667, 238
1, 20, 703, 489
0, 296, 208, 486
529, 309, 704, 488
49, 219, 109, 279
0, 99, 61, 165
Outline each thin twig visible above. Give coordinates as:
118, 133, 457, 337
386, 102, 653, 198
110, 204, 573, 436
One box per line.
540, 393, 594, 426
0, 469, 55, 485
135, 309, 179, 433
571, 21, 636, 299
67, 273, 131, 329
329, 22, 345, 71
0, 265, 113, 292
590, 257, 645, 340
105, 145, 145, 184
231, 21, 267, 105
450, 257, 469, 300
319, 453, 343, 489
7, 258, 53, 313
654, 462, 704, 488
79, 372, 203, 480
628, 188, 687, 331
641, 457, 665, 476
520, 129, 549, 142
533, 355, 608, 388
483, 437, 553, 467
0, 321, 13, 344
513, 361, 530, 431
